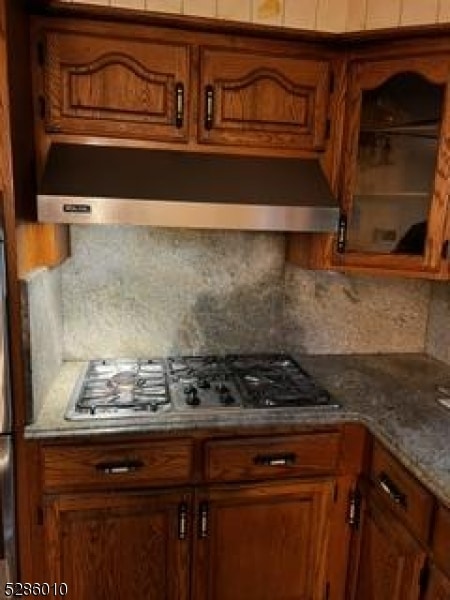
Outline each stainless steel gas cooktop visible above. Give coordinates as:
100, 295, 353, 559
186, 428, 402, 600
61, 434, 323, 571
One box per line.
65, 354, 340, 420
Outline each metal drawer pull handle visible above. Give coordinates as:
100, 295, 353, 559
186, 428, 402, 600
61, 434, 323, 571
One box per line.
178, 503, 188, 540
175, 82, 184, 128
95, 459, 144, 475
204, 85, 214, 130
254, 453, 297, 467
377, 472, 407, 508
199, 502, 209, 539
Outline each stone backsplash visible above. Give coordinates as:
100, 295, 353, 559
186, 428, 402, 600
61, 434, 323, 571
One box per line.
60, 226, 286, 358
54, 225, 432, 359
426, 282, 450, 365
21, 266, 64, 421
284, 266, 430, 354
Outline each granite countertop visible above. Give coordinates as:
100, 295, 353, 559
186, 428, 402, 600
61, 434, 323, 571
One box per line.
26, 353, 450, 508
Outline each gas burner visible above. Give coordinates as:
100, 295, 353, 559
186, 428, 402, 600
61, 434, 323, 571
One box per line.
66, 359, 171, 420
230, 354, 336, 409
168, 356, 230, 377
167, 356, 240, 410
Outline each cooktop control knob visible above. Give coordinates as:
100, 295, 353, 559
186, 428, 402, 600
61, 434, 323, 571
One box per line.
184, 384, 201, 406
198, 378, 211, 389
220, 394, 236, 406
215, 383, 229, 394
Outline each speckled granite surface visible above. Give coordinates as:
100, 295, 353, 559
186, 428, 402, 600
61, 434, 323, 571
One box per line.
284, 267, 431, 354
26, 353, 450, 507
21, 268, 63, 421
59, 226, 431, 359
426, 282, 450, 366
61, 226, 286, 358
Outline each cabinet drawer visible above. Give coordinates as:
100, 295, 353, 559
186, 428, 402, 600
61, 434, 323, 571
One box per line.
204, 432, 341, 482
370, 442, 434, 542
42, 439, 193, 492
432, 504, 450, 577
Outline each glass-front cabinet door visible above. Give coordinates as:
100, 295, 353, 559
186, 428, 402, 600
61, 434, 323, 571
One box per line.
336, 56, 450, 277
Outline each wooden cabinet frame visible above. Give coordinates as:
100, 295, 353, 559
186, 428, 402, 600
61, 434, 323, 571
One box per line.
335, 54, 450, 277
30, 424, 367, 600
288, 40, 450, 280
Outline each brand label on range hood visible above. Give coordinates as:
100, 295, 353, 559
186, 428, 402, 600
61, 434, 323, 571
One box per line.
63, 203, 92, 214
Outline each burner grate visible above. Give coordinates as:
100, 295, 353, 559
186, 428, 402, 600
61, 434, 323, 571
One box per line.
66, 358, 171, 419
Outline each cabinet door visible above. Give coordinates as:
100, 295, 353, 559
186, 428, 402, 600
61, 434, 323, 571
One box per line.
193, 479, 334, 600
351, 487, 426, 600
44, 490, 191, 600
199, 47, 330, 153
424, 566, 450, 600
40, 26, 190, 142
337, 55, 450, 277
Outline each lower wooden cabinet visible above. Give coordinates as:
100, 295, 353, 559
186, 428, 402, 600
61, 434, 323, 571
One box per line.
43, 478, 336, 600
193, 479, 334, 600
350, 487, 426, 600
32, 431, 450, 600
44, 490, 192, 600
424, 566, 450, 600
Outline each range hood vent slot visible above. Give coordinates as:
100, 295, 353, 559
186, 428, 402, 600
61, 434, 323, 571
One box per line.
37, 144, 339, 232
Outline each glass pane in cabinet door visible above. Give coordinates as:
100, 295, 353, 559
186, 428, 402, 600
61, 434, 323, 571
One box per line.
346, 73, 444, 256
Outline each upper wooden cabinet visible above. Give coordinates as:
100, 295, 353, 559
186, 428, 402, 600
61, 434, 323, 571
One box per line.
198, 48, 330, 152
32, 18, 334, 159
335, 54, 450, 278
288, 47, 450, 279
38, 27, 190, 143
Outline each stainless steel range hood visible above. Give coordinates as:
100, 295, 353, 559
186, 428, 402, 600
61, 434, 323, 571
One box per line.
37, 144, 339, 232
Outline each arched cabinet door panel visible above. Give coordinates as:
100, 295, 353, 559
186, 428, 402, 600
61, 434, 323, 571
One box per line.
199, 47, 331, 153
38, 25, 190, 143
335, 54, 450, 277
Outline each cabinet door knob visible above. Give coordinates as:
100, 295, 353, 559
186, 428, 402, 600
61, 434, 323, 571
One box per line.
175, 82, 184, 129
204, 85, 214, 131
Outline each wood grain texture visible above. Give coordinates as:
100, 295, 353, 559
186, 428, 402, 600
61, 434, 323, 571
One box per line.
424, 566, 450, 600
16, 221, 69, 277
425, 78, 450, 271
334, 52, 450, 278
44, 489, 191, 600
193, 479, 334, 600
287, 55, 348, 271
199, 46, 331, 151
0, 0, 68, 581
32, 16, 335, 162
204, 431, 341, 482
43, 26, 191, 141
352, 483, 426, 600
432, 504, 450, 577
42, 438, 193, 492
370, 441, 434, 544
